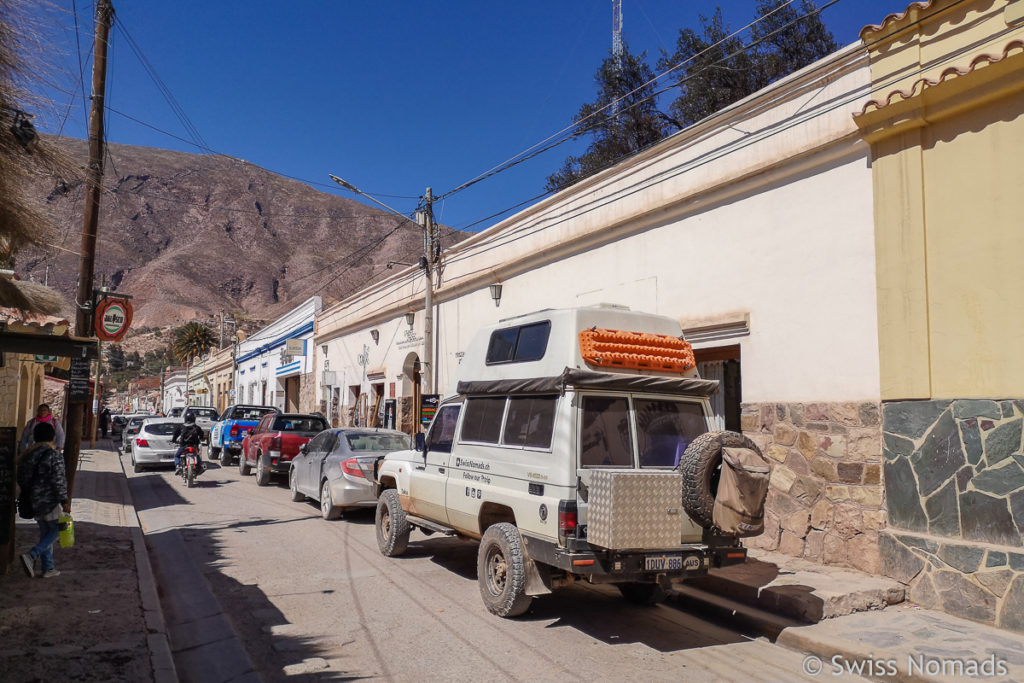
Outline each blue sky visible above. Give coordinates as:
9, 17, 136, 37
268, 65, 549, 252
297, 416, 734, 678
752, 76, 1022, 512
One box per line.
33, 0, 904, 232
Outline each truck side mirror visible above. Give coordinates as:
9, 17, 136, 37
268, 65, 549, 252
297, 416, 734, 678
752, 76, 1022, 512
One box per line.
415, 432, 426, 454
299, 443, 308, 455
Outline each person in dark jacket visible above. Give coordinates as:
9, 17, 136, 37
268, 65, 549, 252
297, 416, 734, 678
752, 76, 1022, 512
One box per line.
171, 412, 204, 472
99, 407, 111, 438
17, 422, 70, 578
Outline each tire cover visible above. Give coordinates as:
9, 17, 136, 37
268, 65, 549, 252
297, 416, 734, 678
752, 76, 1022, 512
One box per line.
678, 430, 762, 529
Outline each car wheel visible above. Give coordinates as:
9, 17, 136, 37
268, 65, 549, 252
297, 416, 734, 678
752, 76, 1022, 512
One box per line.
289, 468, 305, 502
618, 582, 667, 606
375, 489, 409, 556
255, 459, 269, 487
678, 431, 761, 529
238, 454, 251, 476
132, 453, 141, 474
478, 523, 533, 618
320, 480, 342, 520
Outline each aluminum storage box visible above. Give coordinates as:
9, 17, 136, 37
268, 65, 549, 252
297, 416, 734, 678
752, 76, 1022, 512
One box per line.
587, 470, 689, 549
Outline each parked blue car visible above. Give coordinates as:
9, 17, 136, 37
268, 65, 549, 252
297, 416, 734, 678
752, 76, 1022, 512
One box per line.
209, 404, 279, 465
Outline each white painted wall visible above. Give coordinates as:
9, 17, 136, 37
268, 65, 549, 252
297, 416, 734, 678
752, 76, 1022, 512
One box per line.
316, 44, 880, 410
235, 297, 321, 408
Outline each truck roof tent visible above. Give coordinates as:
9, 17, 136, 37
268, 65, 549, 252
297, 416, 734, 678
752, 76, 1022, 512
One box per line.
456, 305, 705, 386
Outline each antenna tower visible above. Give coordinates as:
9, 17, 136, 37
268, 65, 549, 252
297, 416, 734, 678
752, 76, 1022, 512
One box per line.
611, 0, 623, 116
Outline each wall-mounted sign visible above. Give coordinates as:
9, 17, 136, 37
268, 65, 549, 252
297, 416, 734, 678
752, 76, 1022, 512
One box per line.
285, 338, 306, 356
94, 297, 133, 341
34, 354, 59, 363
420, 394, 439, 426
69, 357, 91, 403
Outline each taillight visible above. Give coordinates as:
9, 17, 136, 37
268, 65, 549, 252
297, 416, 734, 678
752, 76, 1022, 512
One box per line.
230, 425, 239, 437
341, 458, 365, 478
135, 438, 149, 447
270, 435, 282, 451
558, 500, 578, 546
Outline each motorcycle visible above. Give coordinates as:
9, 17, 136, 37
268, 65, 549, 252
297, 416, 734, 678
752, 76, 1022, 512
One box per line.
178, 446, 203, 488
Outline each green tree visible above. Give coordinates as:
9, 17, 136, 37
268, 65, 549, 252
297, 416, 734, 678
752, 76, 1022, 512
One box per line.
659, 0, 837, 128
171, 322, 216, 363
549, 1, 837, 190
545, 44, 674, 193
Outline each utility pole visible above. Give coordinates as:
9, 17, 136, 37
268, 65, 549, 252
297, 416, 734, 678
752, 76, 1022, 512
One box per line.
420, 188, 435, 395
66, 0, 114, 502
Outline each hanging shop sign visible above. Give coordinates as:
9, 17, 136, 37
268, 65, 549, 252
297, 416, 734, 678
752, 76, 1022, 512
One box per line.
94, 297, 133, 342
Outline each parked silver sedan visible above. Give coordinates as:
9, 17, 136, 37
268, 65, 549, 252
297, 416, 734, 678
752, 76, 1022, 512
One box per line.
289, 428, 412, 520
130, 417, 184, 472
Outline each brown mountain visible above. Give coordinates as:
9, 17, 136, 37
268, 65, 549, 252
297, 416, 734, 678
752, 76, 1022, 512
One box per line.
19, 137, 462, 328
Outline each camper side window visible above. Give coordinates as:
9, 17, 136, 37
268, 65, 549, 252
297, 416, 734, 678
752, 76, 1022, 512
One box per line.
485, 321, 551, 364
580, 396, 633, 467
461, 397, 506, 444
503, 396, 557, 449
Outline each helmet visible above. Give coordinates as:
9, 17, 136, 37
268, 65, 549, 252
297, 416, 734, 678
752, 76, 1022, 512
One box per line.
184, 413, 196, 424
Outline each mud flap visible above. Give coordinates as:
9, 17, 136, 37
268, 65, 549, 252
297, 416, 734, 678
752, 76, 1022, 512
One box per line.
523, 551, 552, 596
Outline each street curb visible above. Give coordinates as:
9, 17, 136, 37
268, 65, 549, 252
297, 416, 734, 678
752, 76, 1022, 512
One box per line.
775, 627, 936, 683
115, 449, 178, 683
669, 584, 806, 640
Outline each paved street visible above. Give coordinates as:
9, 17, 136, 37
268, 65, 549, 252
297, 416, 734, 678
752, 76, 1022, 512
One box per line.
121, 449, 863, 682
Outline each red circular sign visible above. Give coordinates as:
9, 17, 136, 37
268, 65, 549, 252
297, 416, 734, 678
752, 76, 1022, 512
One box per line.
94, 297, 133, 341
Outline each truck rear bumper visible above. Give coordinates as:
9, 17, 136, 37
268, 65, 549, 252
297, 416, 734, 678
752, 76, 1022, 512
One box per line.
520, 535, 746, 582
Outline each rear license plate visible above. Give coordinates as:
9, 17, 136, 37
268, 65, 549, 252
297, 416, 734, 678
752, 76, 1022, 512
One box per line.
645, 554, 683, 571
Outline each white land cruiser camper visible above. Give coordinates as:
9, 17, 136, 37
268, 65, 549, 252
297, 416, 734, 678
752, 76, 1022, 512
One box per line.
373, 305, 770, 617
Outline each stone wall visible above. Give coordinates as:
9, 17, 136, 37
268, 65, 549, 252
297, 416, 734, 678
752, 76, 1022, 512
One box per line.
741, 401, 885, 574
298, 372, 317, 414
880, 398, 1024, 632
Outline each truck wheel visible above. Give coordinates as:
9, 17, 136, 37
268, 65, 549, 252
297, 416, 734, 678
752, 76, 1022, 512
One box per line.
289, 469, 305, 502
375, 489, 409, 556
211, 445, 222, 462
618, 582, 666, 606
478, 523, 533, 618
679, 430, 761, 529
255, 460, 269, 487
238, 454, 251, 476
320, 480, 342, 520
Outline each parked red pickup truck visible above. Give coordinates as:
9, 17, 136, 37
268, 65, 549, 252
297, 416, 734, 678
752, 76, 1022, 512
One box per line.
239, 413, 329, 486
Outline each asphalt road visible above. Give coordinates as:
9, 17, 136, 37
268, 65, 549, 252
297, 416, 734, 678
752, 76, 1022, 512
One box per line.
122, 450, 863, 683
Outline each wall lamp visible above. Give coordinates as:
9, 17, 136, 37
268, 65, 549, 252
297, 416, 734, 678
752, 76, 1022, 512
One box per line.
370, 329, 380, 345
404, 312, 415, 327
489, 283, 503, 307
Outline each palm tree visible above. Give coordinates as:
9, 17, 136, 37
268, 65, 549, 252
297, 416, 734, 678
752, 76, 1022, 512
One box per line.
172, 322, 216, 363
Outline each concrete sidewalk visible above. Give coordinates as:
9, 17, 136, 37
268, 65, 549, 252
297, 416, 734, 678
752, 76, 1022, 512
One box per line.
0, 440, 175, 682
673, 549, 1024, 682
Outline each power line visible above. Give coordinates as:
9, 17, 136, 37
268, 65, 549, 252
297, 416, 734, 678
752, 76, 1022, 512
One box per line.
438, 0, 804, 201
440, 0, 987, 274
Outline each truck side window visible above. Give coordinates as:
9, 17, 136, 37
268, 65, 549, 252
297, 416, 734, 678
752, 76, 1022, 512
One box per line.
503, 396, 557, 448
580, 396, 633, 467
426, 405, 461, 453
635, 399, 707, 468
485, 321, 551, 364
461, 398, 506, 444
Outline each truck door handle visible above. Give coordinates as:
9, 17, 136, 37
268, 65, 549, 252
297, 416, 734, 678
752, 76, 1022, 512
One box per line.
438, 467, 445, 474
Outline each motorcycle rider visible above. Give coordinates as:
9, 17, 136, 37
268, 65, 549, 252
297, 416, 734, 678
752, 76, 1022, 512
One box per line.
171, 412, 205, 475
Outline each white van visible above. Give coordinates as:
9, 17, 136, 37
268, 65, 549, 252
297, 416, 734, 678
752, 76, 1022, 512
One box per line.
373, 305, 765, 617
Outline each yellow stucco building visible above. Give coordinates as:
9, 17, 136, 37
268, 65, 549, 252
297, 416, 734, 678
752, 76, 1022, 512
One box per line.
855, 0, 1024, 631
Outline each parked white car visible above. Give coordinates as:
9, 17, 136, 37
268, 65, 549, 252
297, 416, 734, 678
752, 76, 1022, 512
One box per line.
183, 406, 219, 442
130, 417, 184, 472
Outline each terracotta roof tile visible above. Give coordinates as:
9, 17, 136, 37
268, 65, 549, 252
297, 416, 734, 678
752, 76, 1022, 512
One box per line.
860, 1, 935, 40
856, 38, 1024, 115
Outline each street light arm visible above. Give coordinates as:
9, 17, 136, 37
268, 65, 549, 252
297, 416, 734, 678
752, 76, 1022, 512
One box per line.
329, 174, 416, 224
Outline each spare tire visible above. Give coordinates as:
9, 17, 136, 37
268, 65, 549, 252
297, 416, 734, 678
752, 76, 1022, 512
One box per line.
678, 430, 762, 529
